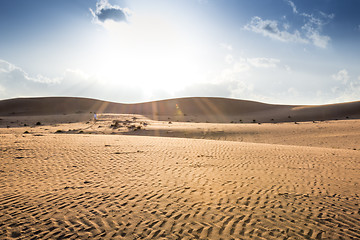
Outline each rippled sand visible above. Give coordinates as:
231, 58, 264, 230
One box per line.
1, 116, 360, 239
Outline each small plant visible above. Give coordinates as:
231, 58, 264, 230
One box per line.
55, 130, 63, 133
239, 119, 243, 123
271, 118, 274, 121
36, 122, 41, 125
111, 120, 121, 129
168, 121, 172, 124
23, 131, 29, 134
252, 119, 256, 123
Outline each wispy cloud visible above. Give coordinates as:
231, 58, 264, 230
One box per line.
0, 59, 59, 84
331, 70, 360, 102
0, 59, 145, 101
247, 58, 280, 68
90, 0, 131, 24
223, 57, 281, 72
244, 17, 308, 44
220, 43, 233, 51
245, 0, 333, 48
286, 0, 298, 14
332, 69, 350, 84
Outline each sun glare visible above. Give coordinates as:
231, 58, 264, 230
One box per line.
91, 14, 203, 97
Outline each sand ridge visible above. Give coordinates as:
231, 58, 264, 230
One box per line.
1, 96, 360, 123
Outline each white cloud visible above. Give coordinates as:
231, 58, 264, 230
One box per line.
286, 0, 298, 14
329, 70, 360, 102
332, 69, 350, 84
220, 56, 280, 80
244, 1, 333, 48
0, 59, 59, 84
90, 0, 131, 25
302, 24, 330, 48
299, 12, 332, 48
220, 43, 233, 51
333, 81, 360, 103
244, 16, 308, 44
0, 59, 147, 102
225, 54, 234, 64
284, 65, 292, 72
247, 57, 280, 68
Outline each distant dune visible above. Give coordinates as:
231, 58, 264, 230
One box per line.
0, 96, 360, 123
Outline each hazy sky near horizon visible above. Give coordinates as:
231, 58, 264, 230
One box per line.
0, 0, 360, 104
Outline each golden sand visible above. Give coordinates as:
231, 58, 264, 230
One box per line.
1, 112, 359, 239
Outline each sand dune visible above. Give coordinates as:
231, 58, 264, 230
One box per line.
1, 96, 360, 239
1, 96, 360, 122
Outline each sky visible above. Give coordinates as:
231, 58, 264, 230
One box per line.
0, 0, 359, 104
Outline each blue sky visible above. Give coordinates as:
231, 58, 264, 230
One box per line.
0, 0, 359, 104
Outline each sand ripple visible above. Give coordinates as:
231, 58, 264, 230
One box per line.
1, 134, 359, 239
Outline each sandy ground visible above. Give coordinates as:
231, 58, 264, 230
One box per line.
1, 114, 360, 239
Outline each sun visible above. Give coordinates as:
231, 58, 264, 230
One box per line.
89, 14, 204, 97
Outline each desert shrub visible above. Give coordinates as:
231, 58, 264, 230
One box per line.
23, 131, 29, 134
55, 130, 63, 133
36, 122, 41, 126
111, 120, 121, 129
252, 119, 256, 123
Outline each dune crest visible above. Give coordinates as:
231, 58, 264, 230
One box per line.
1, 96, 360, 123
